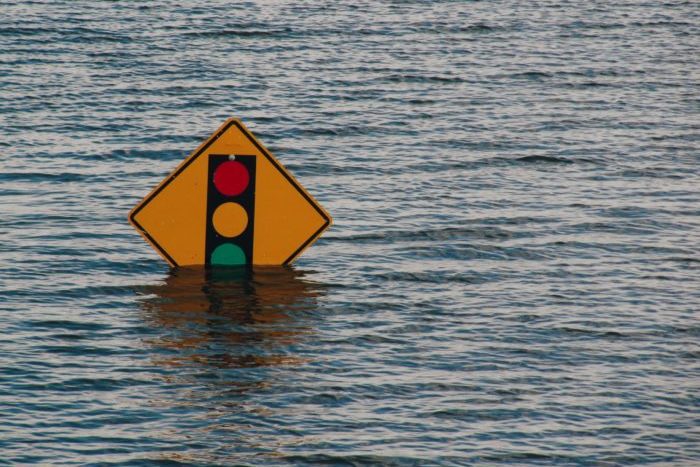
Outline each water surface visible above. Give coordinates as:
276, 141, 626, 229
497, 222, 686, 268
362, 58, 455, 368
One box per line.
1, 0, 699, 465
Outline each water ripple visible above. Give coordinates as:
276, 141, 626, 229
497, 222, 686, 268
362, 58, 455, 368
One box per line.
1, 0, 699, 465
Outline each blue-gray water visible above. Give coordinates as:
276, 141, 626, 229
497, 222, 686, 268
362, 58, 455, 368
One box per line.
1, 1, 699, 465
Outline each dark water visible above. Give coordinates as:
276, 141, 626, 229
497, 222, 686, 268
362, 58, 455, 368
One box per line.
1, 1, 699, 465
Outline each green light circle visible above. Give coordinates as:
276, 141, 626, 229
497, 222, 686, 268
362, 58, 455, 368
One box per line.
210, 243, 247, 266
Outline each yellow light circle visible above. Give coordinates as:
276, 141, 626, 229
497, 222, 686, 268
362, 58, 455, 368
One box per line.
212, 202, 248, 238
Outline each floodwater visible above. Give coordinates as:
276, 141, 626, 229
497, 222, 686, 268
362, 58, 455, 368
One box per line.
1, 1, 699, 465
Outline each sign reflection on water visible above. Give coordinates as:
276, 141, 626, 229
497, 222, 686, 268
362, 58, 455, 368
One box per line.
139, 266, 324, 370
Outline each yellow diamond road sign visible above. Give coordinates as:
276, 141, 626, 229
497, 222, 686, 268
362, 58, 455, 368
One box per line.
128, 118, 332, 267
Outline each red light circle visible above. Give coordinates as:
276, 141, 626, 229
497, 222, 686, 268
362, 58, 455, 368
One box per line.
213, 161, 249, 196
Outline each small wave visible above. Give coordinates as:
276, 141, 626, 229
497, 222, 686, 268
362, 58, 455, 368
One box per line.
665, 257, 700, 264
330, 225, 517, 244
515, 155, 574, 164
416, 22, 501, 34
554, 327, 629, 339
428, 407, 535, 422
57, 26, 132, 43
563, 21, 625, 30
183, 28, 294, 39
631, 21, 695, 28
462, 23, 499, 33
510, 71, 553, 80
376, 74, 466, 84
0, 172, 89, 182
282, 454, 434, 466
562, 81, 618, 88
108, 148, 182, 161
617, 168, 685, 179
0, 27, 53, 36
27, 320, 109, 332
372, 271, 494, 285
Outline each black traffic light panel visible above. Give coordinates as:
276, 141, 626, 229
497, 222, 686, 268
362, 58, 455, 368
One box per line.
205, 154, 256, 266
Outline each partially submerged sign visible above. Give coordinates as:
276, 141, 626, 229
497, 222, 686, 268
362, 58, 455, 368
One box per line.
129, 118, 332, 266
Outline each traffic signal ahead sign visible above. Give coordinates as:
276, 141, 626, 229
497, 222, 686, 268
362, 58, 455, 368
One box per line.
129, 118, 332, 266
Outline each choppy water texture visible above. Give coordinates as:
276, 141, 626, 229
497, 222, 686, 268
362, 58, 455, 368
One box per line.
1, 1, 699, 465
